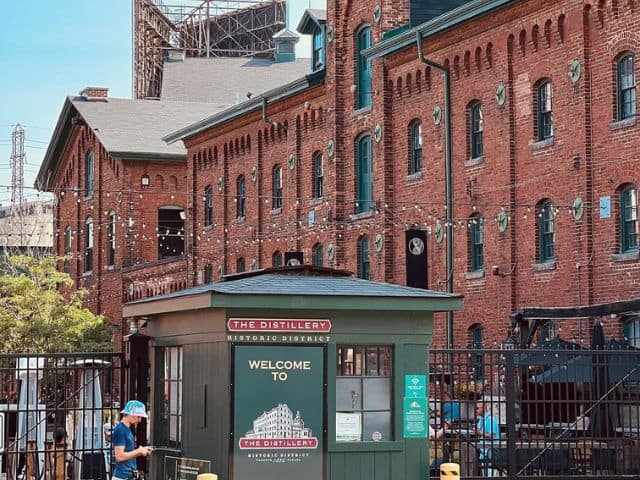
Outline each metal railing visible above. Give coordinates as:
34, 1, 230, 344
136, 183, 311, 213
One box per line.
428, 348, 640, 479
0, 353, 123, 480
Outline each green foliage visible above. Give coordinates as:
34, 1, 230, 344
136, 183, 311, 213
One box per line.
0, 255, 112, 353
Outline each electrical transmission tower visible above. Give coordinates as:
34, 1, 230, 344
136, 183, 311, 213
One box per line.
10, 123, 25, 217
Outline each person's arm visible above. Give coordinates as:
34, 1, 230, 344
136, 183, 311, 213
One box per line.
113, 445, 152, 463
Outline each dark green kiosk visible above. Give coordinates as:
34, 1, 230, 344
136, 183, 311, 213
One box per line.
123, 267, 462, 480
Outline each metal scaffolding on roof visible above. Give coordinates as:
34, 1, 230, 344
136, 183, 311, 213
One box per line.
133, 0, 286, 100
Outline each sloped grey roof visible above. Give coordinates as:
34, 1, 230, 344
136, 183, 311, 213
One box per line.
297, 9, 327, 34
161, 57, 310, 103
129, 272, 460, 304
70, 97, 218, 160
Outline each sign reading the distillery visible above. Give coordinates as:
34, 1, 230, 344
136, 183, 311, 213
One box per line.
233, 345, 324, 480
228, 318, 332, 333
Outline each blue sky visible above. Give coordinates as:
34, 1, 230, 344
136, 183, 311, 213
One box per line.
0, 0, 323, 206
0, 1, 132, 204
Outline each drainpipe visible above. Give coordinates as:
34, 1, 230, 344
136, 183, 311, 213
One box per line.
416, 31, 454, 349
262, 96, 274, 126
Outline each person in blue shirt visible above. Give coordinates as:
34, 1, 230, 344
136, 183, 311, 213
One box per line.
112, 400, 153, 480
475, 402, 501, 477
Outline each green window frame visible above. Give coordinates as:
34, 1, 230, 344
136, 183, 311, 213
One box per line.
64, 226, 72, 273
357, 235, 370, 280
312, 243, 323, 267
409, 120, 422, 174
356, 26, 373, 109
84, 218, 93, 273
156, 346, 183, 449
236, 257, 246, 273
236, 176, 246, 219
356, 135, 373, 213
85, 150, 94, 197
469, 215, 484, 272
204, 185, 214, 227
312, 152, 324, 199
336, 345, 393, 442
272, 251, 283, 267
470, 102, 483, 158
204, 264, 213, 284
470, 325, 484, 381
617, 53, 636, 120
312, 27, 325, 71
536, 80, 553, 141
538, 200, 556, 262
620, 184, 639, 252
272, 165, 283, 209
107, 213, 116, 267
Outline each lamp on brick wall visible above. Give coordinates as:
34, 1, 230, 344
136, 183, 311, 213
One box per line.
141, 174, 150, 186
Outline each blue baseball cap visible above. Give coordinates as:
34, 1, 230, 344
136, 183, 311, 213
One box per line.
121, 400, 148, 418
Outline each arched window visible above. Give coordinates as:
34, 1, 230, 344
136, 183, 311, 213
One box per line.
85, 150, 94, 197
272, 165, 283, 209
469, 214, 484, 272
236, 257, 246, 273
312, 152, 324, 199
620, 184, 639, 252
204, 185, 214, 227
236, 176, 246, 219
84, 217, 94, 273
535, 80, 553, 140
312, 243, 323, 267
617, 53, 636, 120
107, 212, 116, 266
469, 324, 484, 381
356, 25, 373, 108
469, 102, 483, 158
409, 120, 422, 174
355, 135, 373, 213
537, 200, 556, 262
357, 235, 370, 280
272, 251, 283, 267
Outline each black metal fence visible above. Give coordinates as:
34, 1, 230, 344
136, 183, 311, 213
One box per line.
0, 353, 123, 480
429, 348, 640, 479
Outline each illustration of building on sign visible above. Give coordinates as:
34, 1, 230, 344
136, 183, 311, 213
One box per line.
245, 403, 312, 439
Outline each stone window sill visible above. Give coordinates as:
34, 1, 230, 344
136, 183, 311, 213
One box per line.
203, 225, 214, 231
609, 116, 636, 131
106, 265, 115, 271
233, 216, 245, 225
310, 197, 324, 206
465, 270, 485, 280
270, 207, 282, 216
464, 156, 484, 168
82, 271, 93, 277
405, 171, 423, 182
352, 105, 372, 118
612, 250, 639, 262
532, 260, 556, 272
531, 137, 555, 151
350, 210, 375, 221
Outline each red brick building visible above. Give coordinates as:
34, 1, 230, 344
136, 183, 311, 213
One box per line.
39, 0, 640, 350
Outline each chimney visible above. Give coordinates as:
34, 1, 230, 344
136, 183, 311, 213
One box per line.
273, 28, 299, 63
79, 87, 109, 101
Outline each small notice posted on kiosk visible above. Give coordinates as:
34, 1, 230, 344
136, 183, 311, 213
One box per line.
233, 345, 324, 480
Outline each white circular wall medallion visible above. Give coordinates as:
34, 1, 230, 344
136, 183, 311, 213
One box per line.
251, 166, 258, 183
375, 233, 384, 252
217, 177, 223, 192
496, 83, 507, 106
326, 26, 335, 43
572, 197, 585, 221
374, 124, 383, 143
327, 139, 335, 157
287, 153, 296, 170
497, 211, 509, 232
569, 59, 581, 84
434, 222, 444, 243
373, 4, 382, 23
327, 243, 335, 260
433, 105, 442, 125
